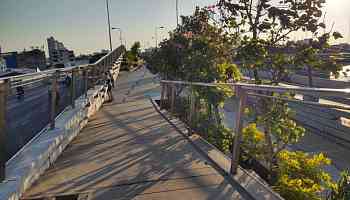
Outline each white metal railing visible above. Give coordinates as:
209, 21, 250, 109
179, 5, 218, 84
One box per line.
160, 79, 350, 175
0, 46, 126, 181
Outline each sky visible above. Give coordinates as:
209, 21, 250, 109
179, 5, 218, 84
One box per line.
0, 0, 349, 55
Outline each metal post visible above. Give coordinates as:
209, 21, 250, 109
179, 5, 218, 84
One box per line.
171, 84, 176, 114
90, 65, 95, 88
91, 65, 95, 84
188, 86, 195, 134
160, 82, 165, 109
106, 0, 113, 51
105, 59, 108, 78
50, 71, 58, 130
230, 86, 247, 175
119, 29, 123, 46
70, 69, 76, 108
83, 68, 88, 97
176, 0, 179, 27
100, 62, 104, 81
0, 79, 9, 182
104, 57, 107, 69
155, 27, 158, 48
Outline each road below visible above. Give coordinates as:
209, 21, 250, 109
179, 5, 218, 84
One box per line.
6, 78, 85, 161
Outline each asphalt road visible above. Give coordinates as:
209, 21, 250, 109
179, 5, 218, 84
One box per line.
6, 78, 85, 161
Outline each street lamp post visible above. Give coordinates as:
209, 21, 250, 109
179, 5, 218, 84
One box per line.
176, 0, 179, 27
106, 0, 113, 51
112, 27, 123, 47
155, 26, 165, 48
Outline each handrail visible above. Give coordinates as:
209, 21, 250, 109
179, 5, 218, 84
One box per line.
160, 80, 350, 98
159, 78, 350, 177
0, 45, 126, 182
0, 45, 126, 82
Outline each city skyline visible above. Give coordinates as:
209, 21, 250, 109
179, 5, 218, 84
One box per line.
0, 0, 349, 55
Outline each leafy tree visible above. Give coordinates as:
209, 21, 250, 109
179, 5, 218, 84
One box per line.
144, 7, 241, 151
143, 3, 346, 200
130, 41, 141, 58
294, 33, 343, 89
217, 0, 330, 83
123, 41, 142, 70
217, 0, 341, 175
275, 151, 336, 200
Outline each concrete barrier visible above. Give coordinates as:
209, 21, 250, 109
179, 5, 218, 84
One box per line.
289, 103, 350, 144
289, 74, 350, 89
250, 70, 350, 89
0, 84, 109, 200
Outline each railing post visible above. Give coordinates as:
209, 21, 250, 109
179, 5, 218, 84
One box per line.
50, 71, 58, 130
171, 84, 176, 114
188, 85, 195, 135
70, 69, 77, 109
0, 79, 9, 182
108, 56, 111, 70
160, 82, 165, 109
88, 65, 94, 89
230, 85, 247, 175
103, 61, 107, 79
83, 68, 88, 97
91, 65, 96, 86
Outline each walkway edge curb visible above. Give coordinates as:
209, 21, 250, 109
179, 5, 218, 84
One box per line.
150, 98, 284, 200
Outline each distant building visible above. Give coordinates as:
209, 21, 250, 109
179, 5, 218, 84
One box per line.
100, 49, 109, 54
47, 37, 75, 67
75, 55, 91, 66
17, 49, 46, 70
0, 57, 6, 72
0, 47, 7, 72
0, 49, 46, 70
1, 52, 18, 69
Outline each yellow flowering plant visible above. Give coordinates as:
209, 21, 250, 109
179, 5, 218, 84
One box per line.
274, 150, 336, 200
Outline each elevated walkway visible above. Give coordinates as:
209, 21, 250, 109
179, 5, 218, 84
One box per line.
22, 68, 248, 200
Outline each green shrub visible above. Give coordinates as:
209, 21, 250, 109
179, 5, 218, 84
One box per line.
274, 150, 335, 200
327, 170, 350, 200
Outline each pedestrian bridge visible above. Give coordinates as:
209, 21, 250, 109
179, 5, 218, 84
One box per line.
0, 47, 279, 200
20, 68, 258, 200
1, 46, 349, 200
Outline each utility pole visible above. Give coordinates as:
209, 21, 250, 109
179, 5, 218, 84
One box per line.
106, 0, 113, 51
155, 28, 158, 48
176, 0, 179, 27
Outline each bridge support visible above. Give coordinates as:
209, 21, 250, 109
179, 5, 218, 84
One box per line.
0, 79, 9, 182
230, 86, 247, 175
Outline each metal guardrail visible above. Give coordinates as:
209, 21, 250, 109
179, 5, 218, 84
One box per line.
160, 80, 350, 175
0, 46, 126, 182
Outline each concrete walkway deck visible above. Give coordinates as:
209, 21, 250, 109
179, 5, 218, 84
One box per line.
22, 68, 246, 200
